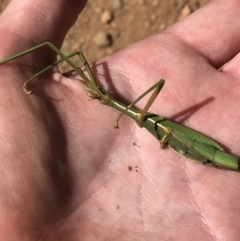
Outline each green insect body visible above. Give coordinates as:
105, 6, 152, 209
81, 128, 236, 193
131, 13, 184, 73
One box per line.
141, 115, 238, 170
109, 97, 239, 171
0, 42, 238, 171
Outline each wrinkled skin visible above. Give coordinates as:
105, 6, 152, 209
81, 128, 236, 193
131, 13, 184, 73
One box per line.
0, 0, 240, 240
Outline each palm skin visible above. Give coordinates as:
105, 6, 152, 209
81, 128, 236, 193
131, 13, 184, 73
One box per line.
0, 0, 240, 240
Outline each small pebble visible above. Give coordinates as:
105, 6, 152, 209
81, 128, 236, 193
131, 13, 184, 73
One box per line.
101, 10, 113, 24
112, 0, 123, 10
179, 5, 192, 21
94, 32, 112, 47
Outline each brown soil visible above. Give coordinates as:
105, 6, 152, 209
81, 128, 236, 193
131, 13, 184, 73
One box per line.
0, 0, 212, 70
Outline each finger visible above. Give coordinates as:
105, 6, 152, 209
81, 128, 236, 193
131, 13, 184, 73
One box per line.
167, 0, 240, 68
218, 46, 240, 77
0, 0, 87, 56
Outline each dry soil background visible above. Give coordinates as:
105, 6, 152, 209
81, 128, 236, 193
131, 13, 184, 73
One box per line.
0, 0, 213, 69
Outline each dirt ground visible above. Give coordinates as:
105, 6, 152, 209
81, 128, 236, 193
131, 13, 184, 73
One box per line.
0, 0, 213, 69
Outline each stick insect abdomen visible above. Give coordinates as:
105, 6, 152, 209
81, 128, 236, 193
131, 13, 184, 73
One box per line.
139, 114, 210, 164
172, 131, 239, 170
139, 113, 239, 170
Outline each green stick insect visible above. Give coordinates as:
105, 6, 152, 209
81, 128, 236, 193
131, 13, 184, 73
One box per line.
0, 42, 239, 171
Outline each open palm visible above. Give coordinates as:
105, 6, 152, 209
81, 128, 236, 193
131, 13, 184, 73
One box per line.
1, 0, 240, 240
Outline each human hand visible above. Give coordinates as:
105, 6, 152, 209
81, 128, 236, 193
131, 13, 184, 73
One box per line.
1, 0, 240, 240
